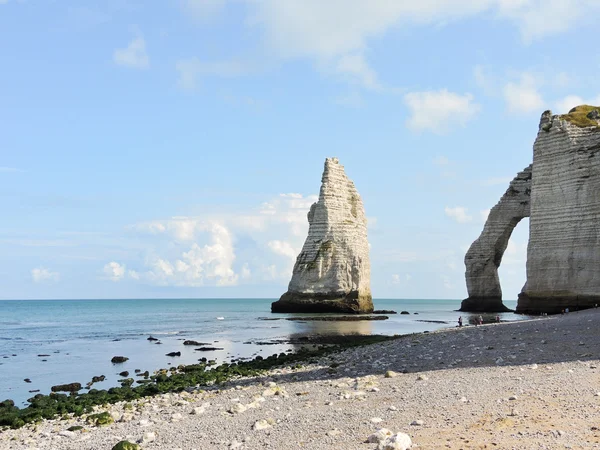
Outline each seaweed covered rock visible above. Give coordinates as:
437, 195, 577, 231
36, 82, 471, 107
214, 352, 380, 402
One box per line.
112, 441, 140, 450
272, 158, 372, 313
111, 356, 128, 364
50, 383, 82, 393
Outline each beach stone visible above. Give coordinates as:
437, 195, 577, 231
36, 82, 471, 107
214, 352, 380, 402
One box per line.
253, 419, 272, 431
111, 356, 128, 363
371, 417, 383, 423
171, 413, 183, 421
58, 430, 76, 439
377, 432, 412, 450
51, 382, 82, 393
139, 431, 156, 443
112, 441, 140, 450
385, 370, 398, 378
411, 419, 424, 426
367, 428, 393, 443
416, 374, 429, 381
138, 419, 151, 427
272, 157, 372, 313
229, 403, 247, 414
509, 395, 518, 400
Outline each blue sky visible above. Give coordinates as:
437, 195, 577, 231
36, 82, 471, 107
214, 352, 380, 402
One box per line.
1, 0, 599, 300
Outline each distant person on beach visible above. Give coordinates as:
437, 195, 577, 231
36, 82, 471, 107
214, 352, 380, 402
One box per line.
458, 316, 463, 327
495, 315, 500, 323
565, 307, 569, 313
478, 315, 483, 325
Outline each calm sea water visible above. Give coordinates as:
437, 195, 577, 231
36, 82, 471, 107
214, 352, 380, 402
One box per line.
0, 298, 523, 406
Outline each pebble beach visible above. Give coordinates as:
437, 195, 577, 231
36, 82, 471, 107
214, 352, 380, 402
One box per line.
3, 308, 600, 450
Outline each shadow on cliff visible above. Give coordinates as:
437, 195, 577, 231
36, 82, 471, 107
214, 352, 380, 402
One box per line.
221, 308, 600, 390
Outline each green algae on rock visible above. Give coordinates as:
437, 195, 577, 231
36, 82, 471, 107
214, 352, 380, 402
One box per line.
112, 441, 141, 450
0, 336, 397, 430
86, 411, 114, 426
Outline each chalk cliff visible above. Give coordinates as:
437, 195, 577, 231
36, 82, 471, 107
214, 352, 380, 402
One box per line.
271, 157, 373, 314
518, 106, 600, 313
460, 165, 532, 312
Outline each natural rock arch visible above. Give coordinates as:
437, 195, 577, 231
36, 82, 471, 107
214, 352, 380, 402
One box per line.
460, 165, 532, 312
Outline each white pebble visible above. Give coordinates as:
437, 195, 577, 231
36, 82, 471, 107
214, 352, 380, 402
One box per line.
253, 419, 272, 431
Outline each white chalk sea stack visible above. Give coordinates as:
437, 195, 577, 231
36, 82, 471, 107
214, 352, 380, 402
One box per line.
271, 157, 373, 313
518, 106, 600, 313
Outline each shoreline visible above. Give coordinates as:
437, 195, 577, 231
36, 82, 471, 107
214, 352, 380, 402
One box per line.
2, 308, 600, 449
1, 299, 525, 407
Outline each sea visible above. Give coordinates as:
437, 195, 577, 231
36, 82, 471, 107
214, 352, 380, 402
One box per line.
0, 298, 526, 406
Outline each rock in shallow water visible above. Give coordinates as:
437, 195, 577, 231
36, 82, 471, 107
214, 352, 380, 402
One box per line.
272, 157, 372, 314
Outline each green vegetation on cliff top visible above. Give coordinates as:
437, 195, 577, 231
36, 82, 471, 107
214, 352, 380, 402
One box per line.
559, 105, 600, 128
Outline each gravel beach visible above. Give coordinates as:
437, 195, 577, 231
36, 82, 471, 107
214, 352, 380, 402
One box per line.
3, 308, 600, 450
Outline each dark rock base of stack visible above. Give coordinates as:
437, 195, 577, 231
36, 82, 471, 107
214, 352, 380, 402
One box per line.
516, 293, 600, 314
459, 296, 513, 313
271, 291, 373, 314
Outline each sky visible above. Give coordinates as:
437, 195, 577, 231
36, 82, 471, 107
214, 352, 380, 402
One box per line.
1, 0, 599, 301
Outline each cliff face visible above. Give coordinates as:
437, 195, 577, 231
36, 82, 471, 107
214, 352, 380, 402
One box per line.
460, 165, 532, 312
271, 157, 373, 314
518, 107, 600, 313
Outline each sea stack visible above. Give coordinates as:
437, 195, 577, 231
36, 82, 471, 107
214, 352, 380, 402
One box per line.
271, 157, 373, 314
460, 165, 532, 312
518, 106, 600, 313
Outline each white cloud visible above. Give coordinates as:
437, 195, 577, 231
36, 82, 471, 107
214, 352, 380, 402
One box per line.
175, 57, 248, 91
432, 156, 449, 166
139, 222, 238, 287
480, 209, 491, 223
113, 36, 149, 69
444, 206, 473, 224
334, 53, 381, 90
181, 0, 226, 21
554, 94, 600, 114
391, 273, 412, 285
128, 270, 140, 280
31, 267, 60, 283
122, 192, 321, 287
482, 176, 513, 186
503, 73, 544, 114
404, 89, 480, 133
496, 0, 600, 42
473, 64, 497, 95
502, 238, 528, 265
442, 274, 454, 290
267, 240, 298, 260
103, 261, 126, 281
335, 91, 364, 108
241, 263, 251, 280
243, 1, 599, 91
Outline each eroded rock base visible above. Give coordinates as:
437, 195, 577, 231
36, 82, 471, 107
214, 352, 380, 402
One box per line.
271, 291, 373, 314
459, 296, 512, 313
517, 293, 600, 314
